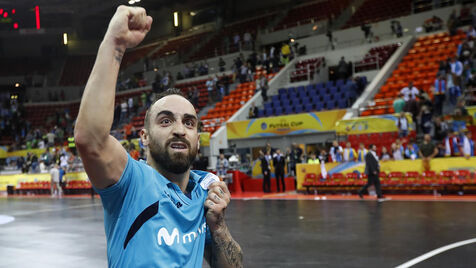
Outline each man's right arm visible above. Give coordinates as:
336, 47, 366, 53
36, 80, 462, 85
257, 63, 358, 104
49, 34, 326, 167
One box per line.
74, 6, 152, 189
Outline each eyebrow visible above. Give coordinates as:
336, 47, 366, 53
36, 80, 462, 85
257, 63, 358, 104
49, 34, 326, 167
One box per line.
155, 110, 198, 121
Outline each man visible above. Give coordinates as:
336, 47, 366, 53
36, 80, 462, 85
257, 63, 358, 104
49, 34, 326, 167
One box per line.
329, 140, 343, 162
461, 131, 474, 159
259, 150, 271, 193
74, 6, 242, 268
400, 81, 419, 102
289, 143, 303, 176
273, 149, 286, 192
216, 153, 229, 180
49, 163, 62, 197
450, 56, 463, 77
396, 112, 409, 138
358, 144, 385, 201
307, 153, 320, 164
418, 134, 438, 171
343, 142, 357, 162
433, 73, 446, 116
393, 93, 405, 113
357, 143, 368, 162
337, 57, 348, 80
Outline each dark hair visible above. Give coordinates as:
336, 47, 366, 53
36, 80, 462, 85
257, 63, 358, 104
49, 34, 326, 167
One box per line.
143, 88, 188, 131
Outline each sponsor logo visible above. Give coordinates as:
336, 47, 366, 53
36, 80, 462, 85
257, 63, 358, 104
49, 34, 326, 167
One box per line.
157, 222, 207, 246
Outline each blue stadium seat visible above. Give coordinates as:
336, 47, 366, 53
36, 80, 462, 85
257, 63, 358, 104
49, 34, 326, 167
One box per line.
311, 95, 321, 104
278, 88, 287, 95
295, 106, 303, 114
315, 82, 325, 89
279, 94, 288, 102
297, 86, 305, 92
325, 81, 334, 88
271, 95, 279, 103
265, 108, 273, 116
287, 87, 296, 93
328, 86, 339, 94
338, 99, 347, 109
336, 79, 344, 88
264, 102, 273, 110
258, 109, 264, 117
289, 92, 297, 99
275, 106, 283, 115
281, 99, 291, 106
298, 91, 307, 99
302, 98, 311, 106
291, 98, 300, 106
326, 101, 336, 110
308, 89, 317, 98
306, 84, 314, 91
323, 94, 332, 103
318, 88, 327, 96
304, 103, 314, 112
315, 102, 324, 111
284, 105, 293, 114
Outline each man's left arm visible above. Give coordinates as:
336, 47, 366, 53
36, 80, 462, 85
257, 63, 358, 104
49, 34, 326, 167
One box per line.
204, 182, 243, 268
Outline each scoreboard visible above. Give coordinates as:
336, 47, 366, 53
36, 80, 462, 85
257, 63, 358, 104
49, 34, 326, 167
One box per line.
0, 6, 40, 31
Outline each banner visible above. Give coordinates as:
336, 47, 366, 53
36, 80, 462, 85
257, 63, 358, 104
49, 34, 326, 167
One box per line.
0, 172, 89, 191
199, 132, 210, 147
467, 106, 476, 122
296, 157, 476, 191
227, 110, 346, 139
335, 113, 413, 135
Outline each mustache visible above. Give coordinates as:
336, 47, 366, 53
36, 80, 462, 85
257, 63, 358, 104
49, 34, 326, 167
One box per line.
166, 137, 191, 148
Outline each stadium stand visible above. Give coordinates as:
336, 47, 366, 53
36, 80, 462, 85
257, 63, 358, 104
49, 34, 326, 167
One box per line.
150, 31, 211, 59
59, 55, 95, 86
289, 57, 325, 82
362, 31, 466, 116
354, 43, 400, 72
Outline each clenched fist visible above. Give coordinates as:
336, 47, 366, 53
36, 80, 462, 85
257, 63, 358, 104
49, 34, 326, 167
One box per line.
104, 5, 153, 51
204, 181, 231, 232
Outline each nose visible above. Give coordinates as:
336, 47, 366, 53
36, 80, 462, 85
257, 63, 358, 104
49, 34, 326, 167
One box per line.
172, 121, 186, 137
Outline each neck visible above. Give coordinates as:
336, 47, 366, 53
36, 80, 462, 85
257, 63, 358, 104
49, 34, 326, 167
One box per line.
147, 154, 190, 193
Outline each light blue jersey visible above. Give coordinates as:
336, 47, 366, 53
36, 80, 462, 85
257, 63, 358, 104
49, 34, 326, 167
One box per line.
96, 154, 213, 268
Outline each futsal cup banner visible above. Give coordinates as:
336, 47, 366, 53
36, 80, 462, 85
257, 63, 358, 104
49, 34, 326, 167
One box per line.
335, 113, 413, 135
227, 110, 346, 139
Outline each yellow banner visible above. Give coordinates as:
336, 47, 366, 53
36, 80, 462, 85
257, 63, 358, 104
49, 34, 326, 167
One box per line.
0, 148, 46, 159
227, 110, 346, 139
199, 132, 210, 147
335, 113, 413, 135
0, 172, 89, 191
467, 106, 476, 122
296, 157, 476, 190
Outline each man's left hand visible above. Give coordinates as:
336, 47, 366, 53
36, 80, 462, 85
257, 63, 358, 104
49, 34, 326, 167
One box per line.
205, 181, 231, 232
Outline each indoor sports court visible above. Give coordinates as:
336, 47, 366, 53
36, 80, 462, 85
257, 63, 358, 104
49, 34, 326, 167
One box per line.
1, 195, 476, 267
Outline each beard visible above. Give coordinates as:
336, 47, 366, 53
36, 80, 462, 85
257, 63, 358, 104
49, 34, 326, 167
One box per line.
149, 136, 197, 174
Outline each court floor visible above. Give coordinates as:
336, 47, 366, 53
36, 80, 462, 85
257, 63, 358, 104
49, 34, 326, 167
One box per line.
0, 195, 475, 267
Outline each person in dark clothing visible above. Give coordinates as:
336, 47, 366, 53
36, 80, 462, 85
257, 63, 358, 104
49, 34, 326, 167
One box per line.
289, 143, 303, 177
337, 57, 348, 80
273, 149, 286, 192
358, 144, 385, 201
361, 23, 373, 43
259, 150, 271, 193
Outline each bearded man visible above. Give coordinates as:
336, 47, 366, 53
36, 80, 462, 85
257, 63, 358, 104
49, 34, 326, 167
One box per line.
74, 6, 242, 268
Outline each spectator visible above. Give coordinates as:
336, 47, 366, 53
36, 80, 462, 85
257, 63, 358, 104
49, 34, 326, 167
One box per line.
221, 74, 230, 96
396, 112, 409, 137
445, 131, 462, 157
248, 103, 258, 119
343, 142, 357, 162
449, 75, 462, 107
380, 146, 392, 161
400, 81, 419, 102
433, 73, 446, 116
329, 140, 343, 162
176, 71, 184, 80
357, 143, 368, 162
447, 9, 459, 36
257, 75, 268, 102
419, 105, 433, 134
450, 56, 463, 78
393, 93, 405, 113
337, 57, 348, 80
216, 153, 229, 179
218, 57, 226, 72
307, 152, 320, 164
432, 116, 449, 142
289, 143, 303, 176
50, 163, 62, 197
405, 144, 418, 160
326, 28, 335, 50
239, 63, 248, 83
391, 142, 403, 160
59, 152, 69, 170
273, 149, 286, 192
361, 22, 373, 43
243, 31, 253, 50
391, 20, 403, 38
280, 42, 291, 65
462, 131, 475, 159
259, 150, 271, 193
128, 143, 140, 160
206, 76, 214, 103
233, 33, 241, 51
419, 134, 438, 171
46, 129, 55, 147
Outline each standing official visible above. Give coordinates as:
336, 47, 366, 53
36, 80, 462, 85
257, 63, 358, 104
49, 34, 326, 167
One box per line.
358, 144, 385, 201
273, 149, 286, 192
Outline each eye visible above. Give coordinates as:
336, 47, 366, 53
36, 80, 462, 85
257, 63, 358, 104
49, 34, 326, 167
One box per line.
160, 118, 172, 126
184, 119, 195, 128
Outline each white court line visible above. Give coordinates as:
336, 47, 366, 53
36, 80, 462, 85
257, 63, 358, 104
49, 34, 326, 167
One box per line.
395, 238, 476, 268
10, 203, 102, 216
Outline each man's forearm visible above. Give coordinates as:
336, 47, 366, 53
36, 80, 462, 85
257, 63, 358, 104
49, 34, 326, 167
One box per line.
75, 39, 123, 144
210, 225, 243, 268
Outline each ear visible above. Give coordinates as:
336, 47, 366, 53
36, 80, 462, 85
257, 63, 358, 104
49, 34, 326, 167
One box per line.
140, 128, 149, 147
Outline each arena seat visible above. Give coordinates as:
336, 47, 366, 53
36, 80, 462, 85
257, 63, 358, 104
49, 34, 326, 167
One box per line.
345, 0, 412, 28
354, 44, 400, 72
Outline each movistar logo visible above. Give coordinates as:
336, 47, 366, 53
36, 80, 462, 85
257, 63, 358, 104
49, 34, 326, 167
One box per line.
157, 223, 207, 246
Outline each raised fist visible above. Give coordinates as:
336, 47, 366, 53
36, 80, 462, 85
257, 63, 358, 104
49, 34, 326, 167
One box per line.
104, 5, 153, 50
